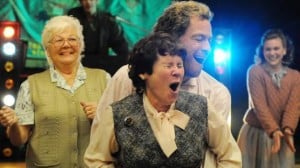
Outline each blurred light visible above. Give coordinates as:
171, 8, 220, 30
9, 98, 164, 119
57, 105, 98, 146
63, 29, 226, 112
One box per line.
3, 26, 15, 39
2, 147, 13, 157
213, 48, 228, 64
215, 34, 225, 45
212, 29, 232, 76
4, 61, 14, 72
0, 21, 20, 40
2, 94, 16, 107
2, 42, 16, 56
216, 65, 225, 75
0, 21, 22, 109
5, 78, 14, 90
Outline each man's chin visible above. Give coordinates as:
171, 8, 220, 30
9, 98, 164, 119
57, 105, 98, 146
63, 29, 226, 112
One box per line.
195, 57, 205, 64
184, 70, 202, 78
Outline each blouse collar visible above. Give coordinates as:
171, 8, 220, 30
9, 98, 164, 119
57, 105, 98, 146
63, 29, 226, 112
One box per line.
143, 94, 190, 157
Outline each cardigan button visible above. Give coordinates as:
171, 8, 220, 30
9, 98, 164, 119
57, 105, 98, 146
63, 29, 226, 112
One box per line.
124, 117, 134, 127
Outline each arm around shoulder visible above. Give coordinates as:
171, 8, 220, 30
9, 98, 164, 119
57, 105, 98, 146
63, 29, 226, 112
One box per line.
207, 109, 242, 168
85, 106, 118, 168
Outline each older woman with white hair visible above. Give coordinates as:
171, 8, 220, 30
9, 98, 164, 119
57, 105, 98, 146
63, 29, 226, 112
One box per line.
0, 15, 110, 167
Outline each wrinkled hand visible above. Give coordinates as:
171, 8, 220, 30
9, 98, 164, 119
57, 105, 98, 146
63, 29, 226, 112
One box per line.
271, 130, 283, 153
80, 102, 97, 120
283, 128, 296, 152
0, 106, 18, 127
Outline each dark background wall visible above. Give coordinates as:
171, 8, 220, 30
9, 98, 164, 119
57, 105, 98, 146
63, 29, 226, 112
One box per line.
195, 0, 300, 161
201, 0, 299, 134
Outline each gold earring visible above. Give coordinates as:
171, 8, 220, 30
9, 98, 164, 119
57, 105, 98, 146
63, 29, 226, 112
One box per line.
139, 74, 145, 80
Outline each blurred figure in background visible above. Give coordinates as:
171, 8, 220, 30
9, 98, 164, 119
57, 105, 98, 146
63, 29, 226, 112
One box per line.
237, 28, 300, 168
68, 0, 129, 75
0, 16, 110, 167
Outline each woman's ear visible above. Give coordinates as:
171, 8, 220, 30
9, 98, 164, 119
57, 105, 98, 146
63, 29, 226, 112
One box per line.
283, 48, 287, 56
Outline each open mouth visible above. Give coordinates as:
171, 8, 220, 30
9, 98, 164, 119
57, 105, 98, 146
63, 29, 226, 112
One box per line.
169, 82, 180, 91
194, 56, 205, 64
59, 51, 75, 55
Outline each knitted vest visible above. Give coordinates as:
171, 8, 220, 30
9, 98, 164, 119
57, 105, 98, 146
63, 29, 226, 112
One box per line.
112, 91, 208, 168
26, 68, 107, 168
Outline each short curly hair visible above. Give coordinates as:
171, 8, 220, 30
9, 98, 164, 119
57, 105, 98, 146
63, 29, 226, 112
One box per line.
128, 32, 186, 94
42, 15, 85, 66
254, 29, 294, 66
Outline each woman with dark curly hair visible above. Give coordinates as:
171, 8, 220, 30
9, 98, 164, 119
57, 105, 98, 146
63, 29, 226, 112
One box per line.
237, 29, 300, 168
84, 32, 241, 167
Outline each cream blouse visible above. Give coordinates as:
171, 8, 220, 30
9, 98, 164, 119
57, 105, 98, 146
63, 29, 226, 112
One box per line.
84, 94, 242, 168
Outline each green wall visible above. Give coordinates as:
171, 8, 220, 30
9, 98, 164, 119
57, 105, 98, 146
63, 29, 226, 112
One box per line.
0, 0, 171, 68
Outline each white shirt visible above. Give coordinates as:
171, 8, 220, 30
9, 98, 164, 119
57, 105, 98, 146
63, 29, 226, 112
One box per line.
87, 65, 235, 168
84, 94, 241, 168
94, 65, 231, 121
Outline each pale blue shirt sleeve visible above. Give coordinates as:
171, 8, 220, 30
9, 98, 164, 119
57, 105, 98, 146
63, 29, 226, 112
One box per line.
15, 79, 34, 125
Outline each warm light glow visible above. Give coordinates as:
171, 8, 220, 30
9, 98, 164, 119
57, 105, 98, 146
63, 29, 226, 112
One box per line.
2, 147, 13, 157
0, 21, 20, 40
4, 61, 14, 72
5, 78, 14, 89
3, 26, 15, 39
